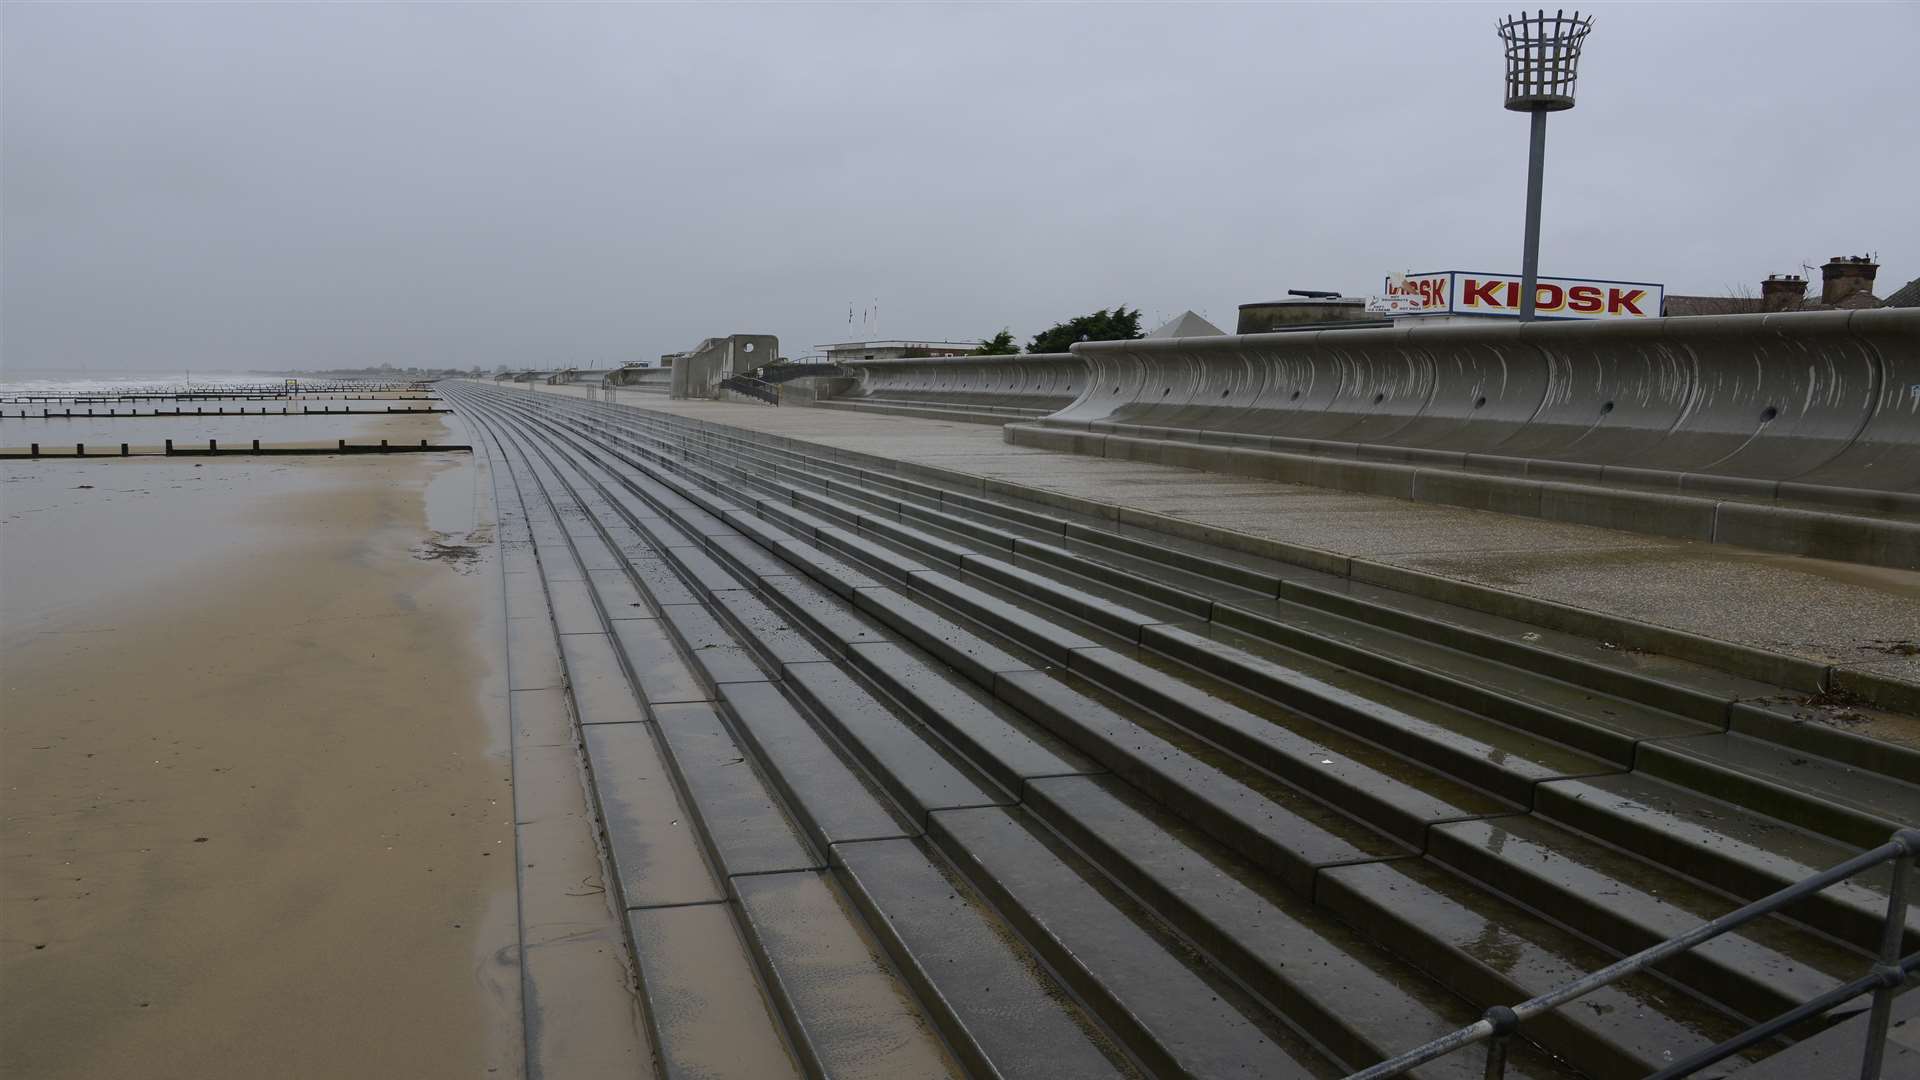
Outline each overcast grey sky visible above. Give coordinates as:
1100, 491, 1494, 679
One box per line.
3, 1, 1915, 372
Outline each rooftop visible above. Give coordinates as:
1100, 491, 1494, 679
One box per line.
816, 340, 978, 351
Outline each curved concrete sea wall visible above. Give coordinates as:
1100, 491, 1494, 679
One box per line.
1039, 309, 1916, 491
606, 366, 674, 393
1001, 309, 1917, 567
828, 353, 1086, 420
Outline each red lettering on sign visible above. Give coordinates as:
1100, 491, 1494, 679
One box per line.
1536, 284, 1564, 311
1567, 285, 1603, 314
1608, 288, 1647, 316
1462, 278, 1505, 308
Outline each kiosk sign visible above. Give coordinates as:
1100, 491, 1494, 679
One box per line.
1380, 271, 1663, 321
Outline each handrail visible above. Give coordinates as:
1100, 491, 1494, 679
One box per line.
1345, 828, 1919, 1080
717, 373, 779, 406
754, 362, 845, 384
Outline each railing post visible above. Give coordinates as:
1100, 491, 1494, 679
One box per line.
1482, 1006, 1516, 1080
1861, 828, 1919, 1079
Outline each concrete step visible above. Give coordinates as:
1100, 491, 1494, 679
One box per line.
1426, 813, 1865, 1022
1024, 774, 1576, 1079
553, 409, 1715, 768
715, 680, 916, 849
1632, 730, 1920, 848
784, 659, 1012, 822
652, 702, 823, 879
453, 381, 1907, 1078
1317, 858, 1766, 1080
1208, 599, 1717, 766
526, 393, 1589, 1068
521, 392, 1899, 867
1123, 625, 1618, 809
847, 641, 1097, 792
597, 402, 1920, 833
832, 836, 1143, 1079
1062, 644, 1519, 848
617, 404, 1814, 739
734, 870, 967, 1079
994, 666, 1408, 895
510, 401, 1390, 1068
930, 804, 1336, 1078
1534, 771, 1919, 954
627, 903, 804, 1080
479, 406, 1015, 1078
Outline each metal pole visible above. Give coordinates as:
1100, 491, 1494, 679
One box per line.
1519, 109, 1547, 321
1861, 834, 1915, 1079
1482, 1005, 1515, 1080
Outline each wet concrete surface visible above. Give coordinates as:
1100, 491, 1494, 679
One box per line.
449, 383, 1917, 1078
580, 390, 1919, 708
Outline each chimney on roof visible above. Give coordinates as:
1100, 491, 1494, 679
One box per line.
1820, 256, 1878, 306
1760, 274, 1807, 312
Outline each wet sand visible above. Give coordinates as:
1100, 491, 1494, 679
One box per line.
0, 420, 519, 1078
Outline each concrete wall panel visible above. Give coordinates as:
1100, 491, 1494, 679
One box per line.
1631, 313, 1874, 480
1066, 310, 1917, 494
1787, 309, 1920, 492
1491, 318, 1686, 465
842, 310, 1919, 497
842, 354, 1086, 415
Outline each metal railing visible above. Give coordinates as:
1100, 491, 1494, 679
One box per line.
754, 361, 845, 384
717, 373, 779, 405
1347, 828, 1919, 1079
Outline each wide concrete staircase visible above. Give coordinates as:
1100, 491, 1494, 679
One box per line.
444, 381, 1918, 1079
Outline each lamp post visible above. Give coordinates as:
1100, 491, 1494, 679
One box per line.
1497, 9, 1595, 321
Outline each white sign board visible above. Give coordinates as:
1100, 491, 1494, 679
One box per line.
1365, 294, 1426, 315
1379, 271, 1665, 320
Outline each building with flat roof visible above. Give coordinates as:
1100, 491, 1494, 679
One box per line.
817, 340, 978, 361
1664, 255, 1915, 316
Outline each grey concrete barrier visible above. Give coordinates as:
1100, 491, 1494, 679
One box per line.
833, 353, 1087, 415
1040, 309, 1918, 498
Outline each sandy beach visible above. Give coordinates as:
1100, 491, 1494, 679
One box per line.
0, 418, 519, 1078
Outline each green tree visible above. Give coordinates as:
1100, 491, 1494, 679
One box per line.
971, 329, 1019, 355
1025, 306, 1144, 354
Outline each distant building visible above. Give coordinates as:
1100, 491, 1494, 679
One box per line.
1145, 311, 1225, 338
1880, 275, 1920, 309
1236, 296, 1378, 333
816, 340, 979, 361
1664, 255, 1917, 316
